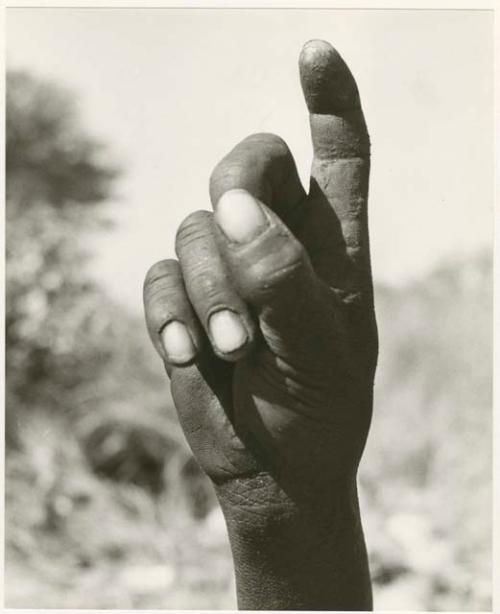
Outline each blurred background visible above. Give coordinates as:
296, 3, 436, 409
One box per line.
5, 8, 493, 610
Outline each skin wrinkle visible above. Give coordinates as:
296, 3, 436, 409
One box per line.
233, 373, 368, 488
246, 363, 326, 417
261, 350, 329, 390
175, 210, 258, 361
144, 260, 204, 362
261, 276, 364, 384
175, 212, 211, 243
220, 469, 357, 534
217, 476, 296, 517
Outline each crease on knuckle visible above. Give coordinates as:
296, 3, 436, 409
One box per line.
144, 260, 179, 294
175, 211, 212, 251
188, 270, 226, 305
244, 240, 306, 296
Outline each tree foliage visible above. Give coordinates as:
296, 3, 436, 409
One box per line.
7, 71, 116, 208
6, 71, 119, 436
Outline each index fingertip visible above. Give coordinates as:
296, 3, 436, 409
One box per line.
299, 39, 361, 114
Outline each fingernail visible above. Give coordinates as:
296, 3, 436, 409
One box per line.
209, 310, 248, 354
161, 321, 196, 364
215, 189, 268, 243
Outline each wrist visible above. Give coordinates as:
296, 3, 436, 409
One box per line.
215, 472, 372, 610
215, 470, 357, 527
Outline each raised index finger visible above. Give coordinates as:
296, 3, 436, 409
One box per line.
300, 40, 372, 299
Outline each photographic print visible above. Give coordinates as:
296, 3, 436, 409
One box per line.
4, 5, 494, 610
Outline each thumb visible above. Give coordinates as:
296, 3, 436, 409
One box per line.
213, 189, 346, 366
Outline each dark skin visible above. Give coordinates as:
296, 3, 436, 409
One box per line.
144, 40, 377, 610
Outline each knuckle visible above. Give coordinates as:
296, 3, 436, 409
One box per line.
243, 132, 290, 157
266, 241, 305, 280
190, 270, 224, 304
185, 257, 228, 304
243, 134, 294, 177
175, 210, 212, 251
209, 158, 247, 201
143, 259, 186, 329
244, 237, 307, 297
146, 281, 176, 309
144, 259, 179, 294
209, 133, 292, 205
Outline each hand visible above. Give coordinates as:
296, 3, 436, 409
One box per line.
144, 40, 377, 610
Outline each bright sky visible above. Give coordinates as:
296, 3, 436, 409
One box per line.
7, 8, 493, 314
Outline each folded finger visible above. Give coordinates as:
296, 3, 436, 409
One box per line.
143, 259, 202, 367
175, 210, 257, 361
